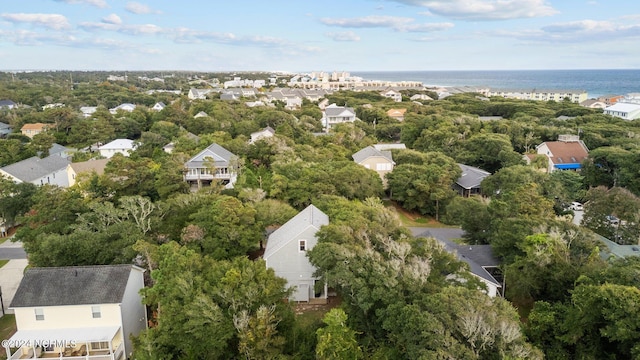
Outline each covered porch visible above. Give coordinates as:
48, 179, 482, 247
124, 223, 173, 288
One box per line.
5, 326, 124, 360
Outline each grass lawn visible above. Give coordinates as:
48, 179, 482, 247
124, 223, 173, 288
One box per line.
0, 314, 17, 360
0, 260, 8, 269
383, 200, 459, 228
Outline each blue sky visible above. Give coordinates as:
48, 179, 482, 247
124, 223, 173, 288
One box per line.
1, 0, 639, 71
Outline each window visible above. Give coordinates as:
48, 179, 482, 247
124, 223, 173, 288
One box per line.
299, 240, 306, 252
92, 306, 101, 318
376, 163, 392, 171
35, 308, 44, 321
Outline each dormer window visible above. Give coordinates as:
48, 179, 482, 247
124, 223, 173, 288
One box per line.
299, 240, 306, 252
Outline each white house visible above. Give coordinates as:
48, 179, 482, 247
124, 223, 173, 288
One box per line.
249, 126, 275, 144
5, 265, 147, 360
183, 143, 238, 189
321, 103, 356, 130
194, 111, 208, 118
80, 106, 98, 118
98, 139, 136, 158
603, 102, 640, 120
0, 155, 70, 187
188, 88, 213, 100
381, 89, 402, 102
264, 205, 329, 302
109, 103, 136, 114
151, 102, 166, 111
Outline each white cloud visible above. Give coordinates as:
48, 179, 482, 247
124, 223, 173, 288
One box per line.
386, 0, 558, 20
321, 15, 453, 33
102, 13, 122, 25
325, 31, 361, 41
398, 22, 454, 32
1, 13, 71, 30
321, 15, 413, 28
495, 19, 640, 43
125, 2, 161, 15
53, 0, 108, 8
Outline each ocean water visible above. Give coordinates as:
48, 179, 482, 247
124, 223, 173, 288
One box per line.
351, 69, 640, 99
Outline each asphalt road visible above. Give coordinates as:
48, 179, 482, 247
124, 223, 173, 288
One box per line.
0, 239, 27, 259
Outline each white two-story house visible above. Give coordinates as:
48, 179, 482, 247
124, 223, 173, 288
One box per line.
5, 265, 146, 360
183, 143, 238, 189
98, 139, 136, 159
321, 103, 356, 131
264, 205, 329, 303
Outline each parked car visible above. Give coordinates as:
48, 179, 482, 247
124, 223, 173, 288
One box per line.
606, 215, 620, 225
569, 202, 583, 211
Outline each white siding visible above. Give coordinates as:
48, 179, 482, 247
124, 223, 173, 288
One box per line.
119, 267, 146, 357
265, 226, 320, 301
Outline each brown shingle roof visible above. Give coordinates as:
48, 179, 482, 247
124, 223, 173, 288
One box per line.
20, 123, 49, 131
544, 141, 589, 164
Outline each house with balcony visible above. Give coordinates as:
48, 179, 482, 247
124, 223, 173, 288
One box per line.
183, 143, 238, 189
264, 204, 329, 302
381, 89, 402, 102
321, 103, 356, 131
4, 265, 146, 360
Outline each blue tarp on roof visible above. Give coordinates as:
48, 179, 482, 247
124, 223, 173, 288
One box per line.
554, 163, 581, 170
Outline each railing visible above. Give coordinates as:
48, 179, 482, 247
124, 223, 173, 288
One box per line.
184, 173, 232, 181
8, 346, 122, 360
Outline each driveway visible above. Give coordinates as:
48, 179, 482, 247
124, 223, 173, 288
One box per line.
0, 258, 28, 315
408, 227, 465, 241
0, 237, 28, 316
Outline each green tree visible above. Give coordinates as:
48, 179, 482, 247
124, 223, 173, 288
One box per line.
30, 132, 56, 157
189, 195, 261, 258
316, 309, 362, 360
457, 133, 524, 173
133, 242, 292, 359
386, 154, 461, 218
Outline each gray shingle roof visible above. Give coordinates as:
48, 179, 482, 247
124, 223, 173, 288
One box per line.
10, 265, 140, 308
437, 238, 501, 286
324, 104, 355, 117
0, 100, 16, 107
263, 205, 329, 260
0, 155, 70, 182
185, 143, 236, 169
352, 146, 393, 164
456, 164, 491, 190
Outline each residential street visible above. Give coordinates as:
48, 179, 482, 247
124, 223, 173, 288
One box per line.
0, 237, 28, 316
